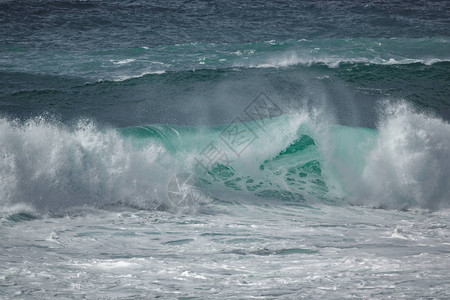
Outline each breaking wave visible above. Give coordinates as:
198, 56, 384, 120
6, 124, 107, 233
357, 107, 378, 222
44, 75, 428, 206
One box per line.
1, 101, 448, 217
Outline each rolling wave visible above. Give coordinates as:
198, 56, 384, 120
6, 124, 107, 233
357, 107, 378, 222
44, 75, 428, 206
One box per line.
1, 101, 448, 217
1, 38, 448, 81
2, 60, 448, 129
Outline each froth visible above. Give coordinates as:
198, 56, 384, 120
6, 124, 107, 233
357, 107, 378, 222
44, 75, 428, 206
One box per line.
360, 102, 450, 209
0, 118, 175, 214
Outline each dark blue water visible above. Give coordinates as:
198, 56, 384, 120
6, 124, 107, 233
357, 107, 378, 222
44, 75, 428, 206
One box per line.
2, 0, 449, 49
0, 1, 449, 128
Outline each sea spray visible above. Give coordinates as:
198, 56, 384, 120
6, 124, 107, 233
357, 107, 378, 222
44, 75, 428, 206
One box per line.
360, 101, 450, 209
0, 117, 175, 215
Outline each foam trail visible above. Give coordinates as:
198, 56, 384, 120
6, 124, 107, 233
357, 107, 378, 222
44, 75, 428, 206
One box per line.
248, 53, 449, 69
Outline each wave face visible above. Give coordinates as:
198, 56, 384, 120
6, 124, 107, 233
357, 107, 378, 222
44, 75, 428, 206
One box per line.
1, 102, 448, 215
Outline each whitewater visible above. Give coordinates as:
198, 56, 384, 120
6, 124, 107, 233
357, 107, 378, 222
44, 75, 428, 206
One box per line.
1, 100, 450, 298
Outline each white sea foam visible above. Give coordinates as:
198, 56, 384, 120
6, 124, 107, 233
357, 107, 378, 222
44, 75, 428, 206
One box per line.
0, 118, 175, 214
349, 101, 450, 209
245, 53, 448, 69
111, 70, 166, 82
111, 58, 136, 65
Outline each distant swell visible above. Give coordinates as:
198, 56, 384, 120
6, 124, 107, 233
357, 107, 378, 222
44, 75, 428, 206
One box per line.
1, 38, 448, 81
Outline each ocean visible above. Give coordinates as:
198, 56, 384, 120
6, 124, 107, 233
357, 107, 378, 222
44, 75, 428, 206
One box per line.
1, 0, 450, 298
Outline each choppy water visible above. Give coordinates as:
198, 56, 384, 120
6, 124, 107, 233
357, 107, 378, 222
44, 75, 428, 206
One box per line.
2, 205, 450, 298
1, 0, 450, 298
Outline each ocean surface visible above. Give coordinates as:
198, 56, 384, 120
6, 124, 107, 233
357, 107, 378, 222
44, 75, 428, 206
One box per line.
1, 0, 450, 298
